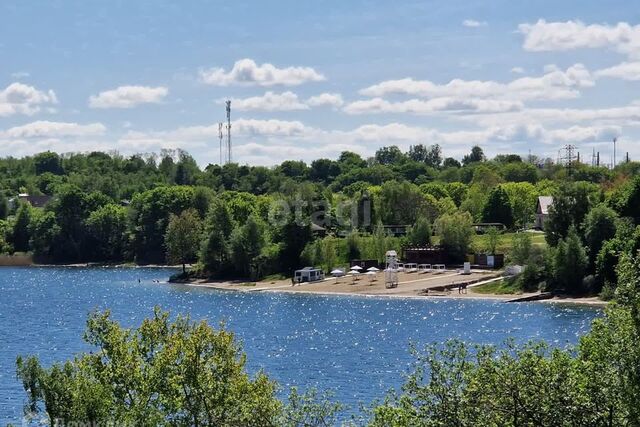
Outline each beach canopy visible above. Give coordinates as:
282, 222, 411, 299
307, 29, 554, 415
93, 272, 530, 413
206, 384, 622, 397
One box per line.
330, 269, 344, 276
349, 269, 361, 275
367, 266, 380, 272
365, 271, 376, 276
350, 265, 363, 271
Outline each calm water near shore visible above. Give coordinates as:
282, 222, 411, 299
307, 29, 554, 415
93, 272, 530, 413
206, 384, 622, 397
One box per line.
0, 267, 601, 424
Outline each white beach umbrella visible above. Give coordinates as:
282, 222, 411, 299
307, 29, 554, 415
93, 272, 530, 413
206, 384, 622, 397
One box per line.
350, 265, 363, 271
330, 269, 344, 283
365, 271, 376, 282
367, 266, 380, 272
349, 270, 361, 282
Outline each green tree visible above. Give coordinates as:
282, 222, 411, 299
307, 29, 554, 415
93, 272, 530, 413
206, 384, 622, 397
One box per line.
85, 204, 129, 261
16, 309, 284, 426
0, 192, 7, 220
545, 182, 596, 246
510, 232, 532, 265
165, 209, 202, 274
481, 186, 514, 228
549, 227, 588, 294
435, 211, 473, 262
406, 217, 432, 247
230, 215, 267, 279
11, 202, 32, 252
609, 175, 640, 224
583, 204, 618, 271
28, 210, 60, 259
34, 151, 64, 175
462, 145, 485, 165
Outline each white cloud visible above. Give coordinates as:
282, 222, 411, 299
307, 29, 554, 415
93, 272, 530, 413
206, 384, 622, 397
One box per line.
519, 20, 640, 58
358, 64, 593, 102
89, 86, 168, 109
306, 92, 344, 108
1, 121, 106, 139
511, 67, 525, 74
343, 97, 523, 115
0, 83, 57, 117
225, 91, 344, 111
463, 19, 487, 28
227, 91, 309, 111
199, 58, 326, 86
596, 61, 640, 80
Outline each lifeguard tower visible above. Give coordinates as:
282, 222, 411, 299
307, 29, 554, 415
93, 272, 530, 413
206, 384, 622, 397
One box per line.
385, 250, 399, 288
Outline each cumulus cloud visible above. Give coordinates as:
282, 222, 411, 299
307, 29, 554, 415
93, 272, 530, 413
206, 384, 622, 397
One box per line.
463, 19, 487, 28
306, 92, 344, 108
0, 83, 57, 117
89, 86, 168, 109
511, 67, 525, 74
343, 97, 523, 115
358, 64, 593, 102
226, 91, 309, 111
225, 91, 344, 111
519, 20, 640, 58
199, 58, 325, 87
1, 121, 106, 139
596, 62, 640, 80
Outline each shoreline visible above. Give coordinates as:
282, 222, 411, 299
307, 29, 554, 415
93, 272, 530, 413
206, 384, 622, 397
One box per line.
175, 273, 608, 307
5, 264, 607, 307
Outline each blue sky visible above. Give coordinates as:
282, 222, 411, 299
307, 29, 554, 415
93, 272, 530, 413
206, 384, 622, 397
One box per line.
2, 0, 640, 166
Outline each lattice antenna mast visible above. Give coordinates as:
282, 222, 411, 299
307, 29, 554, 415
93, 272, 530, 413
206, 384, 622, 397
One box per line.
225, 100, 232, 164
562, 144, 578, 176
218, 122, 224, 165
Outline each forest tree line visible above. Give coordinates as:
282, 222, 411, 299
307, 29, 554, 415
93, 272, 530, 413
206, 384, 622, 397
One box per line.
1, 145, 640, 295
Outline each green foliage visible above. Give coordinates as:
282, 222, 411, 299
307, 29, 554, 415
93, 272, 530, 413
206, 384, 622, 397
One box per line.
230, 214, 268, 279
548, 227, 588, 294
609, 174, 640, 224
406, 217, 432, 247
545, 181, 598, 246
484, 226, 501, 255
11, 202, 32, 252
16, 309, 285, 426
510, 232, 532, 265
85, 204, 129, 261
481, 185, 514, 228
583, 204, 618, 271
435, 211, 474, 262
0, 192, 7, 220
165, 209, 202, 273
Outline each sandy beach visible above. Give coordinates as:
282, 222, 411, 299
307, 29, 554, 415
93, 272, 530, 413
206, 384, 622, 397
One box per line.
178, 270, 607, 306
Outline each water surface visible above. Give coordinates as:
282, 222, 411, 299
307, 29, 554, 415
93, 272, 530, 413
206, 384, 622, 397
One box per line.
0, 267, 601, 424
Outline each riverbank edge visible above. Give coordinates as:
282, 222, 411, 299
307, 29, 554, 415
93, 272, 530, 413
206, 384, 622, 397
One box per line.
173, 278, 609, 307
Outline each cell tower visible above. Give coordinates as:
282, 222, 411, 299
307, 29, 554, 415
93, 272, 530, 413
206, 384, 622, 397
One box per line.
218, 122, 224, 165
225, 100, 232, 164
218, 101, 232, 165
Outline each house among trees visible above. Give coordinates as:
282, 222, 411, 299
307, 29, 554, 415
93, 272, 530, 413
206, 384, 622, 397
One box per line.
535, 196, 553, 229
8, 193, 52, 210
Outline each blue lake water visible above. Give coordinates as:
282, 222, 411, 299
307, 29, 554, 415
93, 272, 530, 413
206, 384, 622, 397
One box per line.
0, 266, 601, 424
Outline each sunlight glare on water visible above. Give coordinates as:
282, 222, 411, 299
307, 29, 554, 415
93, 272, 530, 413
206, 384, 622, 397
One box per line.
0, 267, 600, 423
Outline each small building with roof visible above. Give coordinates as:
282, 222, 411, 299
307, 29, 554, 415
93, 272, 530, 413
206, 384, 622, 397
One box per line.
294, 266, 325, 283
535, 196, 553, 230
